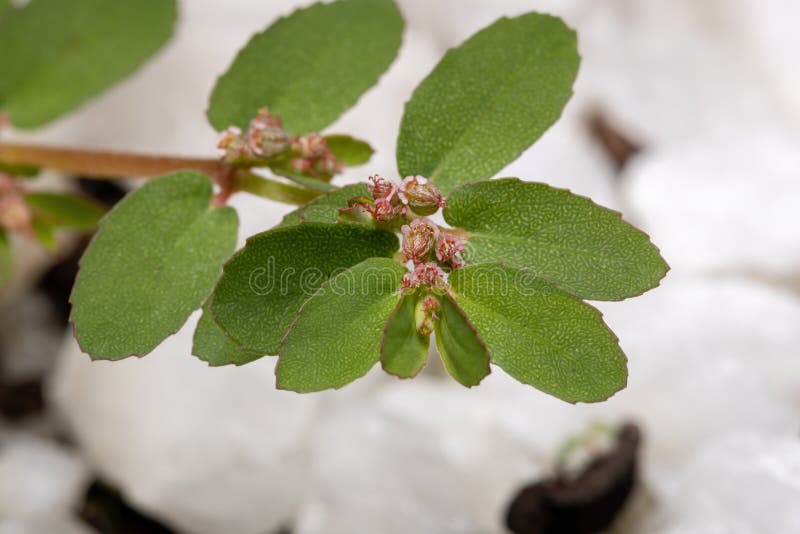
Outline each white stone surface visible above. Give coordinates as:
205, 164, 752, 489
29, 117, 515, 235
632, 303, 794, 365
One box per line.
0, 433, 90, 519
622, 128, 800, 278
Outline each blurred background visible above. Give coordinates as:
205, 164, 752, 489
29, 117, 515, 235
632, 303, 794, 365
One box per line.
2, 0, 800, 532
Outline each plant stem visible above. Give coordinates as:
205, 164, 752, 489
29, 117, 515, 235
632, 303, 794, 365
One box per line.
0, 142, 224, 179
0, 141, 321, 205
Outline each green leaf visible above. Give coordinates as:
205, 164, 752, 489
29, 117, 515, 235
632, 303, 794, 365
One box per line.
397, 12, 579, 194
0, 230, 12, 287
0, 161, 39, 178
192, 302, 263, 367
444, 179, 668, 301
449, 264, 627, 403
207, 0, 403, 134
210, 223, 398, 355
325, 135, 374, 166
71, 172, 238, 360
233, 172, 322, 206
434, 294, 490, 387
31, 218, 57, 251
24, 192, 105, 229
269, 167, 338, 192
380, 293, 429, 378
278, 183, 368, 227
0, 0, 177, 129
277, 258, 404, 392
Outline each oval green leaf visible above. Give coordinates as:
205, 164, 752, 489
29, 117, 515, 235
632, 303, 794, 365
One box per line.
434, 294, 490, 387
277, 258, 404, 392
207, 0, 404, 134
449, 264, 627, 403
210, 223, 398, 355
0, 230, 12, 287
0, 0, 177, 129
397, 12, 579, 194
192, 302, 263, 367
444, 178, 668, 301
70, 172, 238, 360
24, 192, 105, 229
380, 293, 429, 378
278, 183, 369, 227
325, 135, 374, 167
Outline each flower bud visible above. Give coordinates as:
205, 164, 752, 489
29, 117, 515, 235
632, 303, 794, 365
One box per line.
217, 126, 250, 163
367, 175, 394, 200
436, 233, 466, 269
399, 176, 446, 216
0, 194, 32, 234
401, 218, 438, 264
415, 296, 441, 336
400, 262, 447, 292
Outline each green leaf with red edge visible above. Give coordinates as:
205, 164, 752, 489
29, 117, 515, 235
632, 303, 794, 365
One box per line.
397, 12, 579, 194
381, 293, 429, 378
277, 258, 405, 392
448, 263, 627, 403
210, 223, 398, 355
192, 302, 263, 367
207, 0, 404, 134
70, 172, 239, 360
444, 178, 668, 301
434, 294, 490, 387
278, 183, 369, 227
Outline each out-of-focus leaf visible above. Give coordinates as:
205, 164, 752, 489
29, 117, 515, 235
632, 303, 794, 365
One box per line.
24, 192, 105, 229
0, 0, 177, 128
325, 135, 374, 166
207, 0, 403, 134
0, 230, 12, 287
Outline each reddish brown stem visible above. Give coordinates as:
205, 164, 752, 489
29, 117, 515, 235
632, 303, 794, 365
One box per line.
0, 142, 224, 180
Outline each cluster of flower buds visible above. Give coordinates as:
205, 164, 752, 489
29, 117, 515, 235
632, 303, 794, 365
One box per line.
435, 233, 465, 269
401, 262, 447, 292
362, 175, 407, 221
415, 295, 441, 336
398, 176, 446, 215
217, 108, 342, 177
0, 174, 32, 236
288, 133, 342, 177
356, 174, 446, 223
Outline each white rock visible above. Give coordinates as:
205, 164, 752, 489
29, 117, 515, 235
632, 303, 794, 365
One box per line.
595, 275, 800, 490
297, 378, 543, 534
50, 318, 319, 534
0, 433, 90, 519
0, 517, 94, 534
622, 128, 800, 278
645, 433, 800, 534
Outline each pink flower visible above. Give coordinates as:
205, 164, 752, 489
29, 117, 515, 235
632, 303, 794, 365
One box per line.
436, 233, 466, 269
401, 262, 446, 292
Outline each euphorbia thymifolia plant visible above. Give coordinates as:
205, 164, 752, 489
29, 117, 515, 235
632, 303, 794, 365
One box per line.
0, 0, 668, 402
